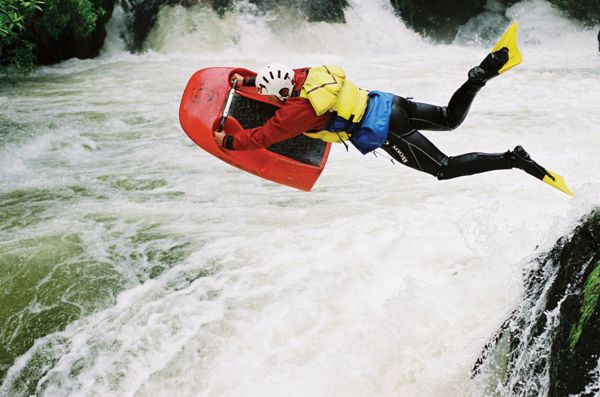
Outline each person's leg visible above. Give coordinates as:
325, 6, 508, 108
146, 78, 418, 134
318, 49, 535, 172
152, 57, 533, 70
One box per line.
400, 80, 485, 132
382, 128, 513, 180
383, 100, 513, 179
382, 129, 447, 176
437, 151, 513, 180
396, 47, 510, 132
383, 97, 456, 177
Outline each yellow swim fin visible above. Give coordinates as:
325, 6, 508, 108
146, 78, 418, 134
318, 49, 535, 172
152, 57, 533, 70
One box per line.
491, 22, 523, 74
512, 146, 574, 197
543, 169, 576, 197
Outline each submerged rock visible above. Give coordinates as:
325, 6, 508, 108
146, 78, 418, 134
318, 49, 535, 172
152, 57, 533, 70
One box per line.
123, 0, 348, 51
474, 209, 600, 396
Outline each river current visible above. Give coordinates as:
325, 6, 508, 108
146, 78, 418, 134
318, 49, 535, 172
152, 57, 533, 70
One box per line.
1, 0, 599, 395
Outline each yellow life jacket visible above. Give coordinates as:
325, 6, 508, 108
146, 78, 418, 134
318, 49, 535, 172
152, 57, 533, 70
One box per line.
299, 65, 368, 143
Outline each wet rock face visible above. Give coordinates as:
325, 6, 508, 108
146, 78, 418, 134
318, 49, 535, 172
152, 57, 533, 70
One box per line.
548, 214, 600, 397
474, 209, 600, 396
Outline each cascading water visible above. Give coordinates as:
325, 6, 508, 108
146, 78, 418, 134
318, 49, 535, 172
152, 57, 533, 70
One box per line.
1, 0, 599, 395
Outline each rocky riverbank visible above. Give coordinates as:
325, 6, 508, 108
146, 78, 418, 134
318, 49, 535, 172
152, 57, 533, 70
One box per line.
474, 209, 600, 396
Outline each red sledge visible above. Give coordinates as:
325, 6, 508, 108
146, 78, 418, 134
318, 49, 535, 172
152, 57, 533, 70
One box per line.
179, 67, 331, 191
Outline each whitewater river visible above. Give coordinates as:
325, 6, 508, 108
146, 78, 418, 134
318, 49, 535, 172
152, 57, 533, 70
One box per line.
1, 0, 599, 395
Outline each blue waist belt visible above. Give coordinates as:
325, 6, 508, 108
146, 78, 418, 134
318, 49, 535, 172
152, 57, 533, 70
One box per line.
325, 91, 395, 154
350, 90, 395, 154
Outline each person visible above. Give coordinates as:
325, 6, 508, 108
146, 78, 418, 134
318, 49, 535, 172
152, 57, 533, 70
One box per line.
212, 52, 571, 195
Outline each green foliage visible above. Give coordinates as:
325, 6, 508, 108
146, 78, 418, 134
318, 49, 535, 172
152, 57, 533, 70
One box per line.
37, 0, 104, 40
0, 41, 35, 74
0, 0, 107, 75
569, 260, 600, 350
0, 0, 42, 73
0, 0, 43, 38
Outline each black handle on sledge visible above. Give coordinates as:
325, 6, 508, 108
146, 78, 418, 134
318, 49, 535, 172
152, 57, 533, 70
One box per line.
217, 78, 238, 132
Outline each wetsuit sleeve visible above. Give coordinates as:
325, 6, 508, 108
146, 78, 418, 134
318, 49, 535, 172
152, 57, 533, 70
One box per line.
228, 99, 329, 151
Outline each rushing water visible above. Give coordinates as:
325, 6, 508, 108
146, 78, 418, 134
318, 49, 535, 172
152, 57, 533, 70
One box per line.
1, 0, 599, 395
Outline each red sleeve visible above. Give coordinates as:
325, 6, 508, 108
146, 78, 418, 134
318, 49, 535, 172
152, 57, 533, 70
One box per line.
232, 97, 329, 151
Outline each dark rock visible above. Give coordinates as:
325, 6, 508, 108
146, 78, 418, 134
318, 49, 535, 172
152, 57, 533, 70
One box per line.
547, 0, 600, 26
388, 0, 599, 45
387, 0, 519, 42
123, 0, 175, 51
389, 0, 488, 42
474, 209, 600, 396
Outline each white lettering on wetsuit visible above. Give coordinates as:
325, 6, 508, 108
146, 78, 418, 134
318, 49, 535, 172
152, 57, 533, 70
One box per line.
385, 140, 409, 164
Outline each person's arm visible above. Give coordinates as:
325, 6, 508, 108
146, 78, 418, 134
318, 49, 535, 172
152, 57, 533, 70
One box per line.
213, 99, 329, 151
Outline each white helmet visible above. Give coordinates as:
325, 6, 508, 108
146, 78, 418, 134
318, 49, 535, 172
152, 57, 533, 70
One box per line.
255, 63, 295, 101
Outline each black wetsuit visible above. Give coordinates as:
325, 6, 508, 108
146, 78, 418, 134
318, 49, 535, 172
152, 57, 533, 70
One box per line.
381, 80, 513, 180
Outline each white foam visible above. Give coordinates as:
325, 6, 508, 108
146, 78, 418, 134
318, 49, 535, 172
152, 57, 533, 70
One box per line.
2, 0, 600, 395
